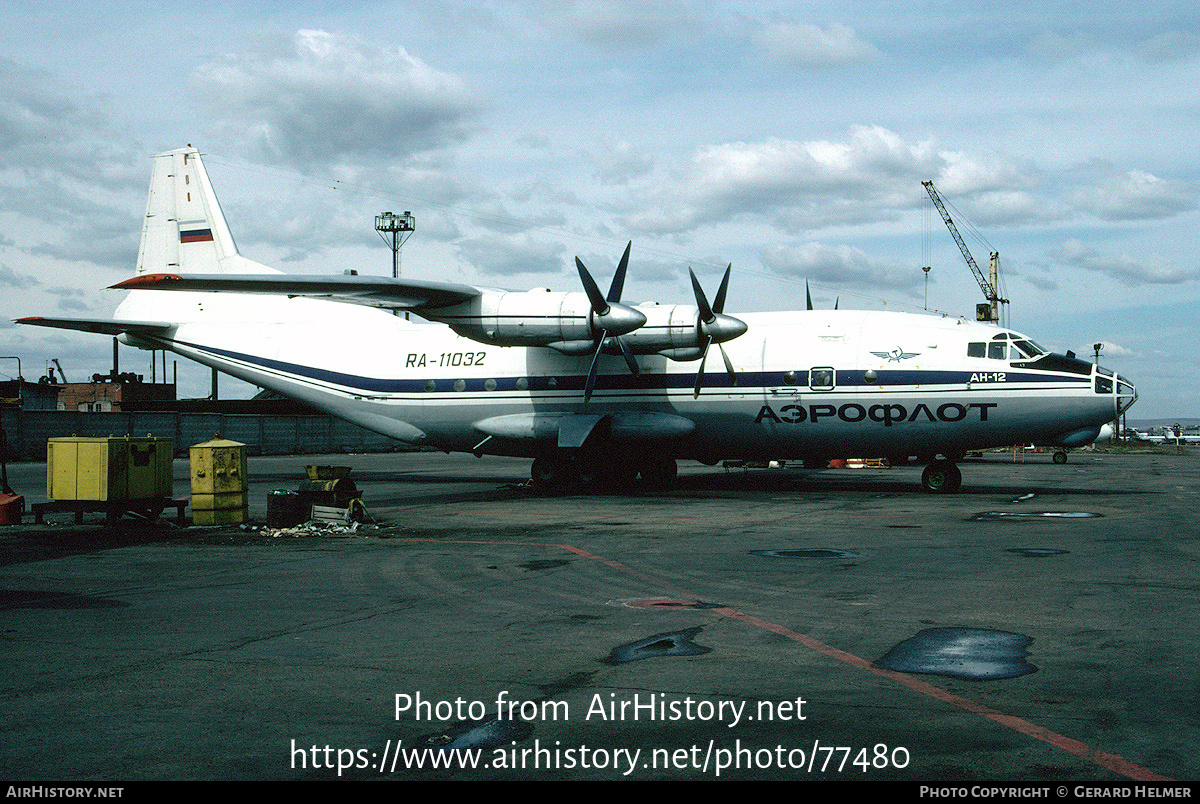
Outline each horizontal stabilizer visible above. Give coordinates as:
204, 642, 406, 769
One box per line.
110, 273, 481, 310
15, 316, 173, 336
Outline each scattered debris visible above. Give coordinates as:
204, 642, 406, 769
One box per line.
262, 520, 372, 538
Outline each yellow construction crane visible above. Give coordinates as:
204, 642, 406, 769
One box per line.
923, 180, 1008, 322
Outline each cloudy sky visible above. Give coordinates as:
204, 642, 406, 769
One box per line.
2, 1, 1197, 419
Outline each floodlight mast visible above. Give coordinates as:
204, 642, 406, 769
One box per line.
375, 211, 415, 279
375, 211, 416, 317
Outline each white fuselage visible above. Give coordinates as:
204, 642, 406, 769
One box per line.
114, 289, 1131, 462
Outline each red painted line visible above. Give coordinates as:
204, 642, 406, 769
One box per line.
556, 543, 695, 599
397, 536, 1171, 781
711, 608, 1170, 782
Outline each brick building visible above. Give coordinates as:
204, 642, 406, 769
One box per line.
56, 378, 176, 412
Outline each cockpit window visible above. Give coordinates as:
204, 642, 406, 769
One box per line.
972, 334, 1048, 361
1011, 340, 1045, 358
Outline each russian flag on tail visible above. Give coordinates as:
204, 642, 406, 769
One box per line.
179, 220, 214, 243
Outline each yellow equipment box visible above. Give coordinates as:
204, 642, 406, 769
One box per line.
189, 438, 248, 525
47, 437, 174, 502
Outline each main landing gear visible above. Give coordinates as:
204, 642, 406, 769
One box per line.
530, 452, 678, 493
920, 458, 962, 494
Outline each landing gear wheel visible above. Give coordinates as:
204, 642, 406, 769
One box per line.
921, 459, 962, 494
531, 455, 575, 492
579, 453, 637, 492
1053, 451, 1068, 464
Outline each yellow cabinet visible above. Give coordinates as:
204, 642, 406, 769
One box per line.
47, 437, 173, 502
189, 438, 248, 525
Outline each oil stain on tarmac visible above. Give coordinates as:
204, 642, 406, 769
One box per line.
750, 549, 863, 560
875, 627, 1037, 680
604, 627, 712, 664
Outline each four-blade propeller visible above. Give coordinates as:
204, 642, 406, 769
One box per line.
575, 242, 643, 403
689, 265, 747, 398
574, 243, 749, 403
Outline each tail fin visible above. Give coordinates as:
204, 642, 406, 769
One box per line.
136, 147, 269, 275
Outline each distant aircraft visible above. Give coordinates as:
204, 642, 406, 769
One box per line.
18, 148, 1139, 492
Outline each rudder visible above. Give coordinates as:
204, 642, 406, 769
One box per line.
136, 147, 257, 275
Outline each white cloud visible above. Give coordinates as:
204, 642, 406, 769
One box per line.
1072, 169, 1196, 221
193, 30, 479, 169
757, 22, 882, 68
760, 242, 922, 294
1096, 340, 1137, 357
1054, 238, 1198, 285
0, 60, 143, 271
626, 127, 957, 235
553, 1, 703, 49
592, 140, 655, 185
455, 233, 568, 278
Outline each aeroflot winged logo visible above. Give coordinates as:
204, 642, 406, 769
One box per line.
871, 347, 921, 362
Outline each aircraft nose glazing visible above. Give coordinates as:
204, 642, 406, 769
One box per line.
1115, 374, 1138, 414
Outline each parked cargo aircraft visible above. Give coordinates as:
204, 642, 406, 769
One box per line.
18, 148, 1139, 492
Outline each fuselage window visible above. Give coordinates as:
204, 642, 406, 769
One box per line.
809, 367, 835, 391
968, 342, 986, 358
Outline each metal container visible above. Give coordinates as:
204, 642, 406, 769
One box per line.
297, 478, 359, 509
266, 490, 308, 528
47, 436, 173, 502
189, 438, 248, 525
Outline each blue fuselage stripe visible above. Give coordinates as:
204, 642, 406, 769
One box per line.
173, 339, 1091, 396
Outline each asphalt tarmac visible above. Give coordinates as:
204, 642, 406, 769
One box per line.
1, 448, 1197, 782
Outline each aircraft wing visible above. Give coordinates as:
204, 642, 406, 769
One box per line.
15, 316, 175, 336
110, 273, 482, 311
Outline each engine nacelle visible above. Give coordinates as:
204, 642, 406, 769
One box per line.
608, 303, 747, 358
424, 289, 645, 347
